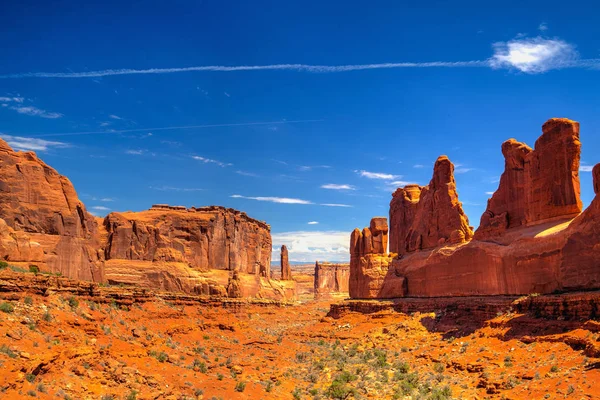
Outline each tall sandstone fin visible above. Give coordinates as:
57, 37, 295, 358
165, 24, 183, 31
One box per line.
280, 244, 291, 280
476, 118, 582, 239
403, 156, 473, 252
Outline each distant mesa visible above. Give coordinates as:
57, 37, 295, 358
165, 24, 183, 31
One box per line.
0, 137, 294, 301
350, 118, 600, 299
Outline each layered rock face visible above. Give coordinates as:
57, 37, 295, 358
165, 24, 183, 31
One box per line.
350, 118, 600, 299
476, 118, 582, 239
103, 205, 272, 275
389, 157, 473, 254
280, 245, 292, 280
349, 218, 400, 299
314, 261, 349, 298
0, 138, 103, 281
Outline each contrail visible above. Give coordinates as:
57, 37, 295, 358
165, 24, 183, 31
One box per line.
0, 61, 489, 79
24, 119, 323, 138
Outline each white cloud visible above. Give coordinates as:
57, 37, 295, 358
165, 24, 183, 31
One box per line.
149, 186, 203, 191
455, 167, 473, 174
109, 114, 122, 120
485, 191, 495, 195
236, 170, 259, 177
125, 149, 145, 155
413, 164, 424, 168
100, 122, 111, 127
91, 206, 110, 211
356, 170, 400, 180
10, 106, 63, 119
321, 184, 356, 190
224, 92, 230, 97
231, 194, 313, 204
299, 165, 331, 171
192, 155, 232, 167
580, 165, 594, 172
0, 134, 69, 152
538, 23, 548, 32
320, 203, 353, 208
490, 37, 578, 73
0, 96, 24, 103
100, 198, 114, 202
308, 221, 319, 225
271, 231, 349, 262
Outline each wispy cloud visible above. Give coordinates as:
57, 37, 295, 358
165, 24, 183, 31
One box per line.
125, 149, 146, 155
356, 170, 400, 180
192, 155, 232, 167
580, 164, 595, 172
109, 114, 122, 120
485, 191, 495, 195
91, 206, 110, 211
321, 184, 356, 190
299, 165, 331, 171
0, 134, 69, 152
271, 231, 349, 262
231, 195, 313, 204
0, 96, 24, 103
25, 120, 322, 138
320, 203, 353, 208
538, 22, 548, 32
454, 167, 473, 174
149, 186, 203, 191
490, 36, 579, 73
10, 106, 62, 119
235, 170, 259, 177
308, 221, 319, 225
413, 164, 424, 169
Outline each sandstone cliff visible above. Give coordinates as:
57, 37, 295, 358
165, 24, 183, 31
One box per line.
0, 138, 103, 281
476, 118, 582, 239
351, 118, 600, 299
314, 261, 349, 299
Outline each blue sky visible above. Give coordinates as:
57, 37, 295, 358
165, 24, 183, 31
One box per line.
1, 0, 600, 261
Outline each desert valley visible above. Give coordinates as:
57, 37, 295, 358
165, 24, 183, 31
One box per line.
1, 117, 600, 399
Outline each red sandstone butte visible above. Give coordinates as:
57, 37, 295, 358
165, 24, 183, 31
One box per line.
314, 261, 349, 299
0, 138, 103, 281
350, 118, 600, 299
280, 245, 292, 280
476, 118, 582, 239
391, 156, 473, 253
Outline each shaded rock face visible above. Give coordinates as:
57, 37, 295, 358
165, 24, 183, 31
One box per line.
389, 156, 473, 254
280, 245, 291, 280
314, 261, 349, 298
349, 218, 400, 298
389, 185, 422, 255
0, 139, 103, 281
350, 118, 600, 299
103, 205, 272, 276
476, 118, 582, 239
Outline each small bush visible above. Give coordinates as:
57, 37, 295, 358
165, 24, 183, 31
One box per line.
67, 296, 79, 310
156, 352, 168, 363
0, 261, 8, 269
125, 390, 138, 400
24, 296, 33, 306
43, 311, 52, 322
29, 265, 40, 274
234, 381, 246, 392
550, 365, 559, 373
25, 373, 36, 383
0, 302, 14, 313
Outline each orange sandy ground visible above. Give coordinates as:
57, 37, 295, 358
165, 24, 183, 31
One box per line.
1, 292, 600, 400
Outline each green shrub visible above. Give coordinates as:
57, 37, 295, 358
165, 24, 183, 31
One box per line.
67, 296, 79, 310
25, 373, 36, 383
0, 302, 14, 313
0, 261, 8, 269
0, 344, 18, 358
24, 296, 33, 306
29, 265, 40, 274
125, 390, 138, 400
234, 381, 246, 392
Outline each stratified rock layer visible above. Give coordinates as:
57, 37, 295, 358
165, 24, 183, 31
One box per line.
477, 118, 582, 239
280, 245, 291, 280
0, 138, 103, 281
350, 118, 600, 299
314, 261, 349, 299
389, 185, 422, 254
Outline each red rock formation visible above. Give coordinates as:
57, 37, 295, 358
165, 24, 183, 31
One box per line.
350, 119, 600, 299
280, 245, 291, 280
0, 138, 103, 281
349, 217, 401, 298
477, 118, 582, 239
314, 261, 349, 298
389, 185, 422, 254
405, 156, 473, 251
103, 205, 271, 275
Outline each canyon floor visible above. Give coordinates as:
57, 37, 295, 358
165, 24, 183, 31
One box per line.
1, 271, 600, 399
